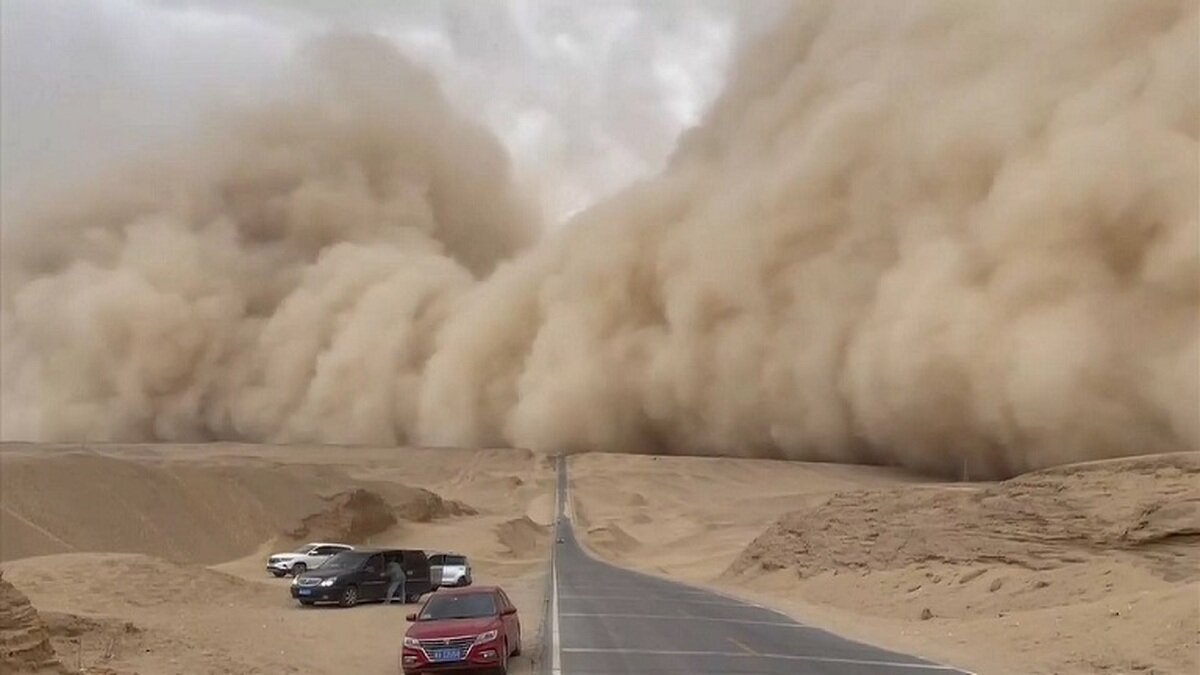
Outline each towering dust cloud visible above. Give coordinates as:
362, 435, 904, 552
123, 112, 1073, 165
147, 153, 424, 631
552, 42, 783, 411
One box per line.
2, 1, 1197, 478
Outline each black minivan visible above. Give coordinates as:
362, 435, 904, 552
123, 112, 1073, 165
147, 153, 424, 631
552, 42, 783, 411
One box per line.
291, 548, 432, 607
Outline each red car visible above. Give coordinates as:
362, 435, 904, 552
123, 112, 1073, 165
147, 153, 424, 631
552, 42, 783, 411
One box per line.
401, 586, 522, 674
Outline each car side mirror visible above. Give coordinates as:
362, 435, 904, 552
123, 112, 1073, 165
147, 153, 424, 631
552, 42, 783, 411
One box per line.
502, 607, 517, 616
406, 613, 417, 622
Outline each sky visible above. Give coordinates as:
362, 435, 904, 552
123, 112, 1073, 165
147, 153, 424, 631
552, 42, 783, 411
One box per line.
1, 0, 784, 225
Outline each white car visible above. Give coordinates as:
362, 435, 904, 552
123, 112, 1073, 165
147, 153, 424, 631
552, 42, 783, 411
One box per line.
266, 542, 353, 577
427, 553, 472, 587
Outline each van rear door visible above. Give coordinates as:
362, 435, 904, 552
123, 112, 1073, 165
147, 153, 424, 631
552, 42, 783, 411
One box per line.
402, 550, 432, 598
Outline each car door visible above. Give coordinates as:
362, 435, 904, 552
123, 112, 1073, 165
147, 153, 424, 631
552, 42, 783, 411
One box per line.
498, 590, 520, 648
360, 554, 388, 601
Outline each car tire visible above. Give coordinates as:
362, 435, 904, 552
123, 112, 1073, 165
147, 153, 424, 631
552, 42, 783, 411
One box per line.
299, 599, 315, 606
292, 562, 307, 576
271, 570, 286, 578
511, 636, 521, 656
339, 585, 359, 608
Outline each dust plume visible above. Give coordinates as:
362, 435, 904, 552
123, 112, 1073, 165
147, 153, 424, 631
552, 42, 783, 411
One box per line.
2, 0, 1197, 478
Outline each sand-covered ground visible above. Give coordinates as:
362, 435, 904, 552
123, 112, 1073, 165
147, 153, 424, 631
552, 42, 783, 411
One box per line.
3, 443, 1195, 674
0, 443, 554, 674
569, 452, 1199, 675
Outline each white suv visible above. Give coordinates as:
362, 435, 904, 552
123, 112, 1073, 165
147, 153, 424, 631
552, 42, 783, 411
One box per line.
428, 553, 472, 588
267, 543, 353, 577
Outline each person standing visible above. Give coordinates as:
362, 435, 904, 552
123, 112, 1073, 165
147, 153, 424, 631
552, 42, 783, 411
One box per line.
386, 558, 406, 605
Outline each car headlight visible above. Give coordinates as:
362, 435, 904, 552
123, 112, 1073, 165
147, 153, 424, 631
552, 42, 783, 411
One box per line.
319, 577, 338, 587
474, 629, 498, 644
403, 636, 421, 648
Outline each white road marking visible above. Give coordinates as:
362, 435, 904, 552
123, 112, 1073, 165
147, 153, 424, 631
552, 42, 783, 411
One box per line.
550, 562, 562, 675
559, 612, 809, 628
559, 647, 971, 672
556, 585, 715, 596
727, 636, 759, 655
550, 455, 563, 675
558, 594, 745, 607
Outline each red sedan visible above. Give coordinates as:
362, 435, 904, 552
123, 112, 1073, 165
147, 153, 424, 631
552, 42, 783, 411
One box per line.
401, 586, 522, 674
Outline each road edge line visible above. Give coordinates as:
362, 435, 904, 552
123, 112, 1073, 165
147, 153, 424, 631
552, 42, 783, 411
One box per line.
549, 455, 564, 675
550, 557, 561, 674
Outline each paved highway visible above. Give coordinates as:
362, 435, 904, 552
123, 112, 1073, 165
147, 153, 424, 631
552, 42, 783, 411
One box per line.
544, 458, 972, 675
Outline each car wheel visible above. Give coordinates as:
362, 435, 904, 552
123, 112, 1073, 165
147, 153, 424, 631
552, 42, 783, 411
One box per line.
292, 562, 307, 576
339, 585, 359, 608
299, 599, 315, 606
270, 570, 286, 578
511, 635, 521, 656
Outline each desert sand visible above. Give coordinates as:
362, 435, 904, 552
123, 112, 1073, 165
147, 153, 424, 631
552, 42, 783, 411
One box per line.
569, 452, 1199, 675
0, 443, 554, 675
3, 443, 1196, 674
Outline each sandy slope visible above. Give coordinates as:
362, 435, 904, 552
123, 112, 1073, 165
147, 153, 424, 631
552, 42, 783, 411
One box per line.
569, 452, 1199, 675
0, 443, 554, 675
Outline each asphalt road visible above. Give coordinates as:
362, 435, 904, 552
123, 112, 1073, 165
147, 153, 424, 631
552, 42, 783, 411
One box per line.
545, 458, 972, 675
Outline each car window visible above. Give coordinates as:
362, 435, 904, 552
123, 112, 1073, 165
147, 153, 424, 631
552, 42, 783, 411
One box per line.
364, 554, 384, 574
313, 546, 335, 555
445, 555, 467, 566
419, 594, 498, 620
428, 554, 443, 565
321, 551, 370, 570
498, 590, 512, 612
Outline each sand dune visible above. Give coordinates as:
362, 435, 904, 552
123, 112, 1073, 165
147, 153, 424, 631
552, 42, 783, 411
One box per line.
0, 444, 475, 563
495, 517, 548, 558
731, 453, 1200, 577
569, 452, 919, 578
0, 443, 553, 675
569, 452, 1199, 675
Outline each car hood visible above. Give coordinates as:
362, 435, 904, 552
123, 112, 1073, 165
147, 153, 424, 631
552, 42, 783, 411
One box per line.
297, 568, 344, 581
405, 617, 499, 639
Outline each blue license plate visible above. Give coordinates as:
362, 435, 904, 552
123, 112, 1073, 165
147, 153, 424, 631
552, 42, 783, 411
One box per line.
298, 589, 312, 596
430, 648, 465, 662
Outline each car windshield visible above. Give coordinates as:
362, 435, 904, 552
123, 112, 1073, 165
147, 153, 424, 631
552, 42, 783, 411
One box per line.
320, 551, 370, 570
293, 543, 319, 553
419, 594, 497, 620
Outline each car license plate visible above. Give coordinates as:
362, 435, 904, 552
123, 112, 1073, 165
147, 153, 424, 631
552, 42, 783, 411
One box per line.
430, 648, 464, 662
298, 589, 312, 596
